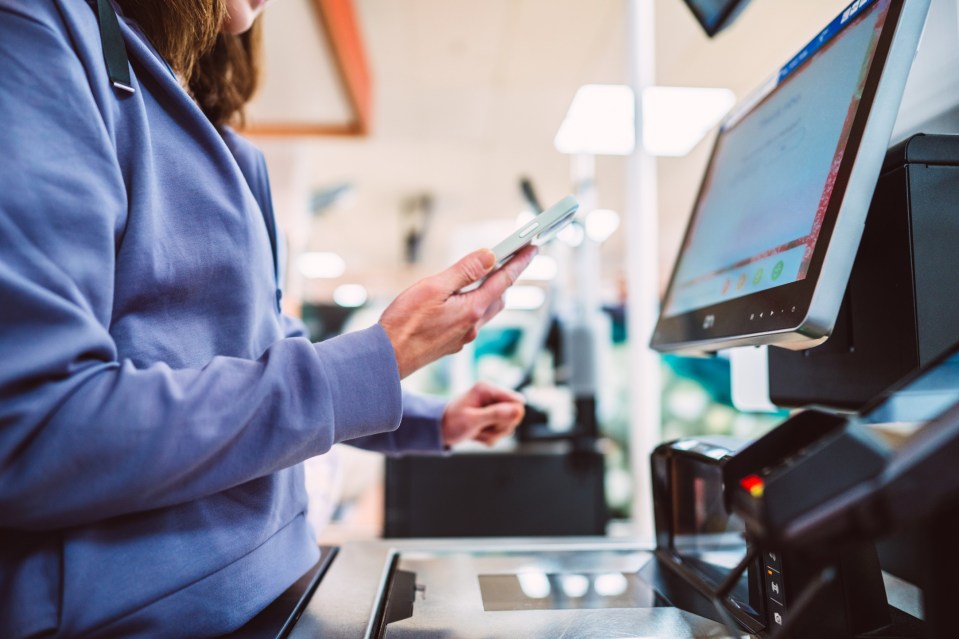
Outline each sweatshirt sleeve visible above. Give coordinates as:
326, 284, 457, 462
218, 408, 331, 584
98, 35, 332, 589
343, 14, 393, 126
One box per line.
346, 390, 448, 454
0, 4, 402, 531
281, 313, 311, 339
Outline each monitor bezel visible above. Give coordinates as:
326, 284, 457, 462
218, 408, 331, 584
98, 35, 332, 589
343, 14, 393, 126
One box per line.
651, 0, 930, 355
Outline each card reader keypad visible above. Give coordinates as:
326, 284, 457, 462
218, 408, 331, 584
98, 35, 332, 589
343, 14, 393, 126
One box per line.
763, 550, 786, 629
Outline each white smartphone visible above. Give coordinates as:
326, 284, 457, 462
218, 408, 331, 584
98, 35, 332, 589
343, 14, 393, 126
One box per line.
460, 195, 579, 293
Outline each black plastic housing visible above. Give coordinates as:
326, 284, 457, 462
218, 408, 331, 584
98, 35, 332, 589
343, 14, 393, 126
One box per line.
769, 134, 959, 409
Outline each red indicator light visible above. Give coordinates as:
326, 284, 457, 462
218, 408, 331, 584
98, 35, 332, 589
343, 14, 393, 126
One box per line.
740, 474, 765, 498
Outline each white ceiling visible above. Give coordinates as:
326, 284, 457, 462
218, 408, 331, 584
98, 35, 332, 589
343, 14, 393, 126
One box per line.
253, 0, 628, 302
251, 0, 959, 303
248, 0, 354, 127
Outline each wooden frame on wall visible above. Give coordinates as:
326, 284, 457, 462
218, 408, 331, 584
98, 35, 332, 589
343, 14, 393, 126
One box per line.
243, 0, 372, 137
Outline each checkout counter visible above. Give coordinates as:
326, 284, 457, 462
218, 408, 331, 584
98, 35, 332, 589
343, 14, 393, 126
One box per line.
287, 369, 955, 638
289, 538, 731, 638
281, 352, 958, 639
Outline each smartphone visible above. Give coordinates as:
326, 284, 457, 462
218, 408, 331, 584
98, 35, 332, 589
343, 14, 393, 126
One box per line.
460, 195, 579, 293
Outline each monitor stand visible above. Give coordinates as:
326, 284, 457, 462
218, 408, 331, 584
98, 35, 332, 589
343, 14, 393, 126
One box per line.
769, 134, 959, 410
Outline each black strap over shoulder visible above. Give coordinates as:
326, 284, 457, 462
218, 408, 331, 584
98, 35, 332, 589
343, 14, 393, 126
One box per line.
91, 0, 134, 94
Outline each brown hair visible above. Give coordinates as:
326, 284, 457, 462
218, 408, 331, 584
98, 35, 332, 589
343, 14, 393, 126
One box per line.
114, 0, 262, 127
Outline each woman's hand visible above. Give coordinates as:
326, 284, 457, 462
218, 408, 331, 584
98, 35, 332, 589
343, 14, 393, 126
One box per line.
441, 382, 526, 447
379, 245, 536, 379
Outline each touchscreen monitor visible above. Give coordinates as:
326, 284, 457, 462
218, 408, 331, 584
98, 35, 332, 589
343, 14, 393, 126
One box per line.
651, 0, 930, 355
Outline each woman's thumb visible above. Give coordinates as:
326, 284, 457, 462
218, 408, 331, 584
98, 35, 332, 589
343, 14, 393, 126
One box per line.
435, 249, 496, 293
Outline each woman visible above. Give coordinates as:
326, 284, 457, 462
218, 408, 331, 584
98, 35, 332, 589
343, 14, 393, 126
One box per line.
0, 0, 534, 636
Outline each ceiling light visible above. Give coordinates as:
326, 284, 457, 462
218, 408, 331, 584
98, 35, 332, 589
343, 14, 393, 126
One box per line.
642, 86, 736, 157
594, 573, 629, 597
517, 572, 551, 599
560, 574, 590, 599
558, 222, 585, 247
585, 209, 621, 243
554, 84, 636, 156
333, 283, 368, 308
298, 252, 346, 279
518, 255, 558, 281
504, 286, 546, 311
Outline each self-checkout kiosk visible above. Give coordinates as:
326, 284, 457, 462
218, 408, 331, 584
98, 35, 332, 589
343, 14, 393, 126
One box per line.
273, 0, 959, 637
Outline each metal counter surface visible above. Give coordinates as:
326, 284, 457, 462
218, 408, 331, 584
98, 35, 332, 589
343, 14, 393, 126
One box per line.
288, 537, 753, 639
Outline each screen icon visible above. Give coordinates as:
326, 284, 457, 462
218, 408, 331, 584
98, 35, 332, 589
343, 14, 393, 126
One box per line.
771, 260, 785, 281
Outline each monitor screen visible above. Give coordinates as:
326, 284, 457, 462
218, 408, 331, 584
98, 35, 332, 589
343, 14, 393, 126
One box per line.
651, 0, 930, 354
682, 0, 752, 37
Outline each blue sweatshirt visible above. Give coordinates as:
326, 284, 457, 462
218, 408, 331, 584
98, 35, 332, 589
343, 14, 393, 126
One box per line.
0, 1, 445, 636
